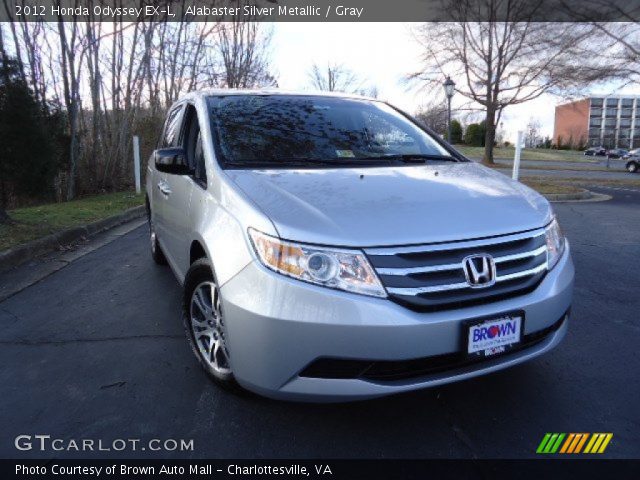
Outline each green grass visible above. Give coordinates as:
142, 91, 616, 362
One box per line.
487, 162, 608, 173
521, 176, 640, 189
0, 191, 144, 251
454, 146, 594, 163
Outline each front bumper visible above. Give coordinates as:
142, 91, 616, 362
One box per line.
221, 242, 574, 402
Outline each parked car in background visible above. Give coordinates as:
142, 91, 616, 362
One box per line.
623, 148, 639, 159
625, 156, 639, 173
584, 146, 606, 156
606, 148, 629, 159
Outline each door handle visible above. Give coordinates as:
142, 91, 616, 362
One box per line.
157, 181, 172, 196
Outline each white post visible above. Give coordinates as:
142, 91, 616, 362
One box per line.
133, 135, 141, 194
512, 130, 523, 180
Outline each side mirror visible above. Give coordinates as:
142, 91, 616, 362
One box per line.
154, 148, 192, 175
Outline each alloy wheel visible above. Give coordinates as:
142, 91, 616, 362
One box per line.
189, 281, 231, 375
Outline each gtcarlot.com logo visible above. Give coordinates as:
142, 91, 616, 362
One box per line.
536, 433, 613, 454
15, 435, 194, 452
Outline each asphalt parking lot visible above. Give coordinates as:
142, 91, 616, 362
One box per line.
0, 187, 638, 460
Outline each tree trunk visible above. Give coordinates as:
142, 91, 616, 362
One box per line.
482, 105, 497, 165
0, 207, 11, 225
0, 181, 12, 224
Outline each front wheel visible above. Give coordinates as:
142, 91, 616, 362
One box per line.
182, 259, 237, 388
627, 161, 638, 173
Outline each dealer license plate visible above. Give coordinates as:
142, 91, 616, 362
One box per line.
467, 314, 523, 357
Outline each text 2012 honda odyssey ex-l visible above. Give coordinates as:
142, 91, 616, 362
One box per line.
146, 90, 574, 401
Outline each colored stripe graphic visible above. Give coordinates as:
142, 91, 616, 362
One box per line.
559, 433, 575, 453
536, 433, 552, 453
537, 433, 565, 453
544, 433, 559, 453
584, 433, 613, 454
574, 433, 589, 453
566, 433, 588, 453
538, 433, 613, 454
549, 433, 565, 453
597, 433, 613, 453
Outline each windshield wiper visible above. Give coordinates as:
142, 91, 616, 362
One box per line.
223, 154, 458, 169
375, 153, 459, 163
224, 157, 394, 169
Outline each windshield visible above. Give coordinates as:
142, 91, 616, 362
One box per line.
208, 95, 455, 168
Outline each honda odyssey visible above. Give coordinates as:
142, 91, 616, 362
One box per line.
146, 90, 574, 401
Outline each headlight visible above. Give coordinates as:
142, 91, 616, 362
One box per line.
248, 228, 387, 298
545, 217, 565, 270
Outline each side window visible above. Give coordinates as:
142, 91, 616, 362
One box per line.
182, 104, 207, 188
159, 104, 183, 148
193, 132, 207, 187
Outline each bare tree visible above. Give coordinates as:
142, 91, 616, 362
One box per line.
525, 118, 542, 148
592, 24, 640, 85
217, 21, 276, 88
0, 11, 282, 206
409, 0, 617, 164
415, 103, 449, 135
357, 85, 380, 98
0, 25, 12, 223
308, 62, 362, 93
558, 1, 640, 85
55, 9, 83, 200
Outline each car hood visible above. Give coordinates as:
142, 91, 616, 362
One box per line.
226, 163, 552, 247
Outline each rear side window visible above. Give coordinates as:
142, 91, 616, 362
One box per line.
160, 104, 183, 148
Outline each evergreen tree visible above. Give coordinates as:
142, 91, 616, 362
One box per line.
0, 57, 61, 223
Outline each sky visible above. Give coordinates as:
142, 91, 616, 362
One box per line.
270, 22, 639, 143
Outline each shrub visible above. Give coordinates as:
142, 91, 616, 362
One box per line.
464, 121, 486, 146
0, 58, 65, 211
450, 119, 463, 144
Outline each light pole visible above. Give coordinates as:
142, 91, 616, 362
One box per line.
443, 76, 455, 143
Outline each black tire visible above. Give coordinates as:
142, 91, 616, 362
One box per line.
182, 258, 239, 391
627, 161, 638, 173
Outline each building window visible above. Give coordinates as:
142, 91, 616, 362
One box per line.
621, 108, 633, 117
605, 108, 618, 117
620, 118, 632, 128
590, 108, 602, 117
605, 98, 619, 107
590, 118, 602, 127
591, 98, 604, 107
621, 98, 634, 107
588, 131, 601, 142
605, 118, 617, 128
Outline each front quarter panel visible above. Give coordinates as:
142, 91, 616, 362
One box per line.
192, 96, 277, 287
193, 174, 277, 288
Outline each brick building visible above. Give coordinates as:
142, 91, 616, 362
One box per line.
553, 96, 640, 149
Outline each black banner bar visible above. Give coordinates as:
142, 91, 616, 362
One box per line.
1, 0, 640, 22
3, 459, 640, 480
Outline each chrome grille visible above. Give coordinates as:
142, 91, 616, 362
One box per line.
366, 229, 548, 310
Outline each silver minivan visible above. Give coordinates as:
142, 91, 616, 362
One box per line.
146, 90, 574, 402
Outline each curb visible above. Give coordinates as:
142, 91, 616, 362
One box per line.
0, 205, 146, 273
544, 188, 593, 202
